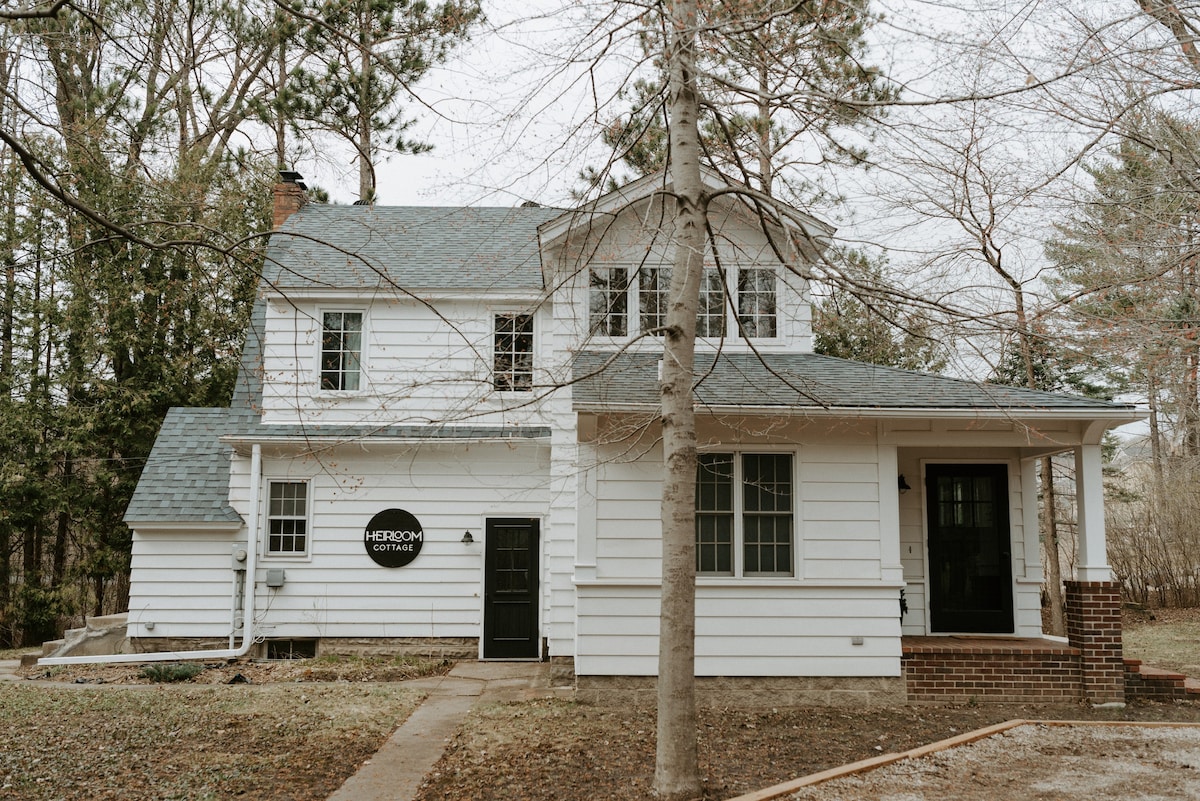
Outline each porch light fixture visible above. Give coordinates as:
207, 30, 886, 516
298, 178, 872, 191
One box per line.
461, 531, 475, 545
898, 475, 912, 494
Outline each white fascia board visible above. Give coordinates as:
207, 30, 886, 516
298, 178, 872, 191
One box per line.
575, 402, 1145, 426
126, 521, 244, 533
261, 287, 545, 304
219, 433, 551, 456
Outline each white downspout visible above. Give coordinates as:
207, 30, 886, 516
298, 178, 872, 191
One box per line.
40, 444, 262, 666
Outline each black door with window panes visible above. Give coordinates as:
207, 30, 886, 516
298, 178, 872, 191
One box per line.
926, 463, 1014, 633
483, 518, 540, 659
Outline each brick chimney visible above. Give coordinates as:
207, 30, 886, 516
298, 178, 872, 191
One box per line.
273, 170, 308, 229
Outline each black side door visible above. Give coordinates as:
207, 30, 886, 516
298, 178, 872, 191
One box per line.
483, 518, 540, 659
926, 464, 1014, 633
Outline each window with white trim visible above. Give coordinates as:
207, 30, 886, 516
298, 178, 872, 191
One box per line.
588, 264, 774, 339
494, 312, 534, 391
267, 481, 309, 556
320, 311, 363, 391
737, 267, 777, 338
696, 452, 794, 576
589, 267, 629, 337
638, 266, 670, 333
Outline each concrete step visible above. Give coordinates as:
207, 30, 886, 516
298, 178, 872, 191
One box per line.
40, 639, 66, 657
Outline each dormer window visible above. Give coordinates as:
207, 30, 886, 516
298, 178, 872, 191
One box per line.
320, 311, 363, 391
494, 312, 534, 391
589, 267, 629, 337
737, 267, 777, 338
588, 264, 773, 339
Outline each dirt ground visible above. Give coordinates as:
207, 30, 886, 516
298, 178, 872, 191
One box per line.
786, 723, 1200, 801
7, 609, 1200, 801
411, 700, 1200, 801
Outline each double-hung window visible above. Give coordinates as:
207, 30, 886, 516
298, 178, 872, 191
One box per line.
267, 480, 309, 556
494, 312, 534, 391
320, 311, 363, 391
696, 452, 794, 576
638, 266, 671, 334
589, 267, 629, 337
737, 267, 777, 338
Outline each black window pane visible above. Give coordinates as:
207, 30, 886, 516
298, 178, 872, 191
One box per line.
696, 453, 734, 574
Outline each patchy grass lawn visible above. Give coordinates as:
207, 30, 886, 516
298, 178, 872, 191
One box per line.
1124, 606, 1200, 675
0, 682, 424, 801
3, 608, 1199, 801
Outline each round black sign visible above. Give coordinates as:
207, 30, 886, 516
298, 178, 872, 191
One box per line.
363, 508, 424, 568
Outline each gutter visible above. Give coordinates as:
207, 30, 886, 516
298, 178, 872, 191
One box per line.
39, 444, 263, 667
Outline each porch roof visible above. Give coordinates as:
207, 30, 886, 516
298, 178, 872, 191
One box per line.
572, 350, 1140, 420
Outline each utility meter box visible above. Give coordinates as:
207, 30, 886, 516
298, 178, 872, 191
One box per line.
265, 568, 286, 588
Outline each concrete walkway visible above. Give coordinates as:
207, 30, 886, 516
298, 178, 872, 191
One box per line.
327, 661, 568, 801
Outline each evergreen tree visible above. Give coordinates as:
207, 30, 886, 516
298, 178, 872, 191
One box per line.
285, 0, 483, 201
581, 0, 893, 205
813, 251, 947, 371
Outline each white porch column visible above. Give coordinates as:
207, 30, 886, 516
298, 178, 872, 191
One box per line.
1074, 444, 1113, 581
877, 445, 903, 583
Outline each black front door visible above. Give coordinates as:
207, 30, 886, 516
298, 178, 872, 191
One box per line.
926, 464, 1014, 633
483, 518, 540, 659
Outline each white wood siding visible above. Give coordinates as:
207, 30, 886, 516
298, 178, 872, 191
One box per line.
578, 438, 903, 676
127, 532, 242, 638
576, 583, 902, 676
134, 443, 552, 641
545, 197, 814, 356
260, 297, 562, 428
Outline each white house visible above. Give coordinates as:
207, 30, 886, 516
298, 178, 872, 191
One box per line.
116, 172, 1141, 704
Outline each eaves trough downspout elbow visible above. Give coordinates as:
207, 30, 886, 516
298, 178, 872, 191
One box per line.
38, 444, 262, 667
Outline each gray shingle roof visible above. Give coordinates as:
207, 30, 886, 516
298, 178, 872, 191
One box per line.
263, 205, 562, 292
572, 350, 1136, 413
124, 408, 249, 526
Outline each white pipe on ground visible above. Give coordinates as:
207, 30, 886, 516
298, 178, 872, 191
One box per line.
39, 444, 263, 667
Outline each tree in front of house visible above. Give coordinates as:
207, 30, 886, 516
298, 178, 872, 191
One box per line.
580, 0, 892, 206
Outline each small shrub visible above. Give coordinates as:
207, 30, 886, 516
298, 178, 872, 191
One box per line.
140, 662, 203, 683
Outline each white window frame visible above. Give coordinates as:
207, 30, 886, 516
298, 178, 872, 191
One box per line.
265, 479, 311, 558
317, 308, 366, 392
588, 266, 631, 338
696, 449, 796, 578
587, 263, 777, 341
493, 311, 535, 392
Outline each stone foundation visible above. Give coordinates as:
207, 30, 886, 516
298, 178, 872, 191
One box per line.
575, 675, 906, 707
549, 656, 576, 686
128, 636, 479, 660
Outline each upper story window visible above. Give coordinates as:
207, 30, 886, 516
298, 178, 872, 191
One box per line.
639, 266, 670, 333
589, 265, 773, 340
267, 480, 309, 556
696, 452, 794, 577
589, 267, 629, 337
320, 311, 363, 391
494, 312, 534, 392
737, 267, 777, 338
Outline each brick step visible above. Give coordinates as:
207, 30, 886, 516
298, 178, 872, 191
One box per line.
1132, 664, 1188, 684
1124, 658, 1200, 701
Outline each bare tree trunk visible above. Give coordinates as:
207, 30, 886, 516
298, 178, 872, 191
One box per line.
1041, 456, 1066, 635
655, 1, 704, 798
357, 3, 375, 203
